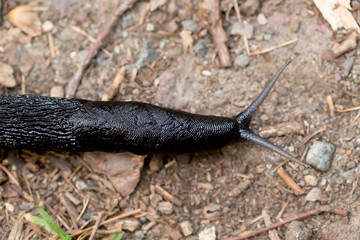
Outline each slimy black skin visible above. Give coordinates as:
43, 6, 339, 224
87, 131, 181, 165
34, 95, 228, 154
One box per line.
0, 58, 309, 167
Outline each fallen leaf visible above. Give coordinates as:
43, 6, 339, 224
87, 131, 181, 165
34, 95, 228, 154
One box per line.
180, 29, 193, 54
150, 0, 168, 11
8, 2, 47, 37
83, 152, 145, 197
313, 0, 360, 33
0, 62, 16, 88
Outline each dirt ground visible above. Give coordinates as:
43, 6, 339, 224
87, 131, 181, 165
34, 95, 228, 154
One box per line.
0, 0, 360, 239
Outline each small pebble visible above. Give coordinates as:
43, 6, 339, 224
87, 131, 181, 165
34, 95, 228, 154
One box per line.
305, 187, 322, 202
123, 219, 140, 232
122, 31, 128, 38
193, 42, 207, 58
257, 13, 267, 25
0, 62, 16, 88
146, 23, 155, 32
306, 141, 335, 172
264, 33, 272, 41
5, 202, 14, 212
202, 70, 212, 76
199, 226, 216, 240
78, 50, 89, 63
42, 21, 54, 32
50, 86, 65, 98
180, 221, 193, 237
158, 201, 173, 215
181, 20, 198, 32
134, 230, 145, 239
285, 221, 311, 240
235, 54, 251, 68
304, 175, 318, 187
150, 194, 162, 208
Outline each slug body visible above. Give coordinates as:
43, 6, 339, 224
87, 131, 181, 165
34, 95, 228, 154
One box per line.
0, 59, 308, 167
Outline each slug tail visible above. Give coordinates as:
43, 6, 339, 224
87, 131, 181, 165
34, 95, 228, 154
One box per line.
240, 128, 310, 167
236, 58, 292, 127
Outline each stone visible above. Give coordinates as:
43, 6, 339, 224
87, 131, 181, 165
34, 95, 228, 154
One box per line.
306, 141, 335, 171
181, 20, 198, 32
234, 54, 251, 68
305, 187, 322, 202
304, 175, 318, 187
257, 13, 267, 25
285, 221, 311, 240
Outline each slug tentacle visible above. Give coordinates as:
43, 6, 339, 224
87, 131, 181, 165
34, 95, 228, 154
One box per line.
235, 58, 309, 168
236, 58, 292, 127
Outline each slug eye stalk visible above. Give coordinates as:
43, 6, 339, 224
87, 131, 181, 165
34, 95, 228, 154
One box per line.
236, 58, 309, 168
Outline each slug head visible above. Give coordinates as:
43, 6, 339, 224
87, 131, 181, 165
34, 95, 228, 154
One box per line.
236, 59, 309, 168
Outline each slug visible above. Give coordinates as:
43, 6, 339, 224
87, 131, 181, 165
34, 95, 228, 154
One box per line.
0, 58, 308, 167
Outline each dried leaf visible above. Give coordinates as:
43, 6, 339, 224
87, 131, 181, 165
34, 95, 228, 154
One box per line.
150, 0, 167, 11
8, 2, 47, 37
83, 152, 145, 197
180, 29, 193, 54
313, 0, 360, 33
0, 62, 16, 88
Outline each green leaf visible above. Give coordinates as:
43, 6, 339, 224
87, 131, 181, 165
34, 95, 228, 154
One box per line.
35, 206, 71, 240
27, 206, 72, 240
25, 214, 50, 228
110, 232, 124, 240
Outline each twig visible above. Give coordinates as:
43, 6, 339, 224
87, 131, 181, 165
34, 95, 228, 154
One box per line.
296, 127, 326, 147
233, 0, 250, 55
155, 184, 182, 206
200, 0, 231, 67
337, 106, 360, 112
71, 25, 112, 57
326, 95, 335, 117
225, 206, 349, 240
275, 201, 288, 220
277, 167, 304, 196
65, 0, 139, 98
262, 208, 280, 240
89, 212, 103, 240
0, 163, 21, 188
249, 38, 298, 56
70, 208, 141, 237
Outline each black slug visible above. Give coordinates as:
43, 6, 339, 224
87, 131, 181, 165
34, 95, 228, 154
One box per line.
0, 58, 308, 167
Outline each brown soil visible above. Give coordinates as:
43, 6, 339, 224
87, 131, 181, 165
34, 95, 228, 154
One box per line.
0, 0, 359, 239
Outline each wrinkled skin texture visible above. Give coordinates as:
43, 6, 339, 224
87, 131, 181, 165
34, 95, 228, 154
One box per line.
0, 95, 239, 154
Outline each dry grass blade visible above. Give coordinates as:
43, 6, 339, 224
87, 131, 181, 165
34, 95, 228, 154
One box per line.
8, 211, 25, 240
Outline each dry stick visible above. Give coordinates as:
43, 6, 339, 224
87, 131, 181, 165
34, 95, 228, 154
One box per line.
249, 38, 298, 56
337, 106, 360, 112
70, 208, 141, 237
65, 0, 139, 98
277, 167, 304, 196
296, 127, 326, 148
0, 163, 21, 188
233, 0, 250, 55
88, 212, 103, 240
225, 207, 349, 240
200, 0, 231, 67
